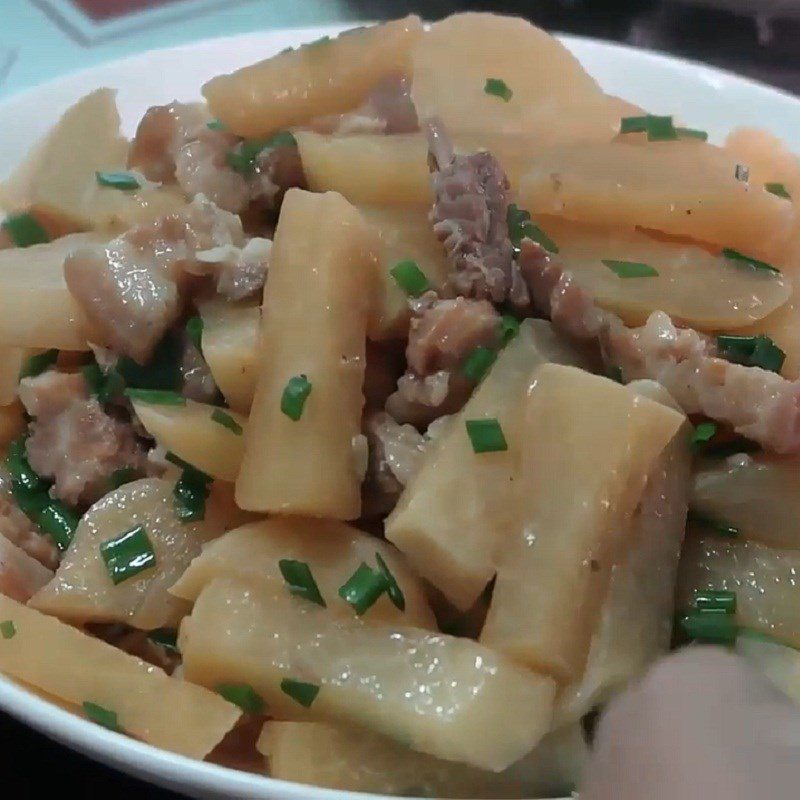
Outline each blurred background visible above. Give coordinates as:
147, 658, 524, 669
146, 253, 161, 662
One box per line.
1, 0, 798, 795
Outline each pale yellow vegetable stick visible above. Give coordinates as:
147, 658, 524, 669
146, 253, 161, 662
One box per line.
131, 399, 245, 482
198, 299, 259, 413
0, 534, 53, 603
180, 577, 555, 771
0, 351, 25, 406
386, 320, 597, 611
0, 594, 240, 758
359, 205, 450, 340
170, 517, 434, 628
236, 189, 376, 518
203, 17, 423, 138
481, 365, 684, 682
517, 142, 795, 262
258, 721, 588, 798
736, 634, 800, 707
30, 479, 222, 630
0, 233, 105, 350
296, 132, 432, 205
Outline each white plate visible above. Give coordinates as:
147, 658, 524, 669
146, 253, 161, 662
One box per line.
0, 22, 799, 800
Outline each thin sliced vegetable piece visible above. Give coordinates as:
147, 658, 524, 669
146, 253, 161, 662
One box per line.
736, 634, 800, 707
0, 534, 53, 604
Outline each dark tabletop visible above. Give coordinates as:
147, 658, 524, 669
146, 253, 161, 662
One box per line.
2, 1, 798, 796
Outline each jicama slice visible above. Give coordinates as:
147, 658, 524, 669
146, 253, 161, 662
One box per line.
180, 577, 556, 771
30, 479, 221, 630
236, 190, 376, 519
170, 517, 433, 628
677, 530, 800, 648
131, 399, 246, 482
0, 594, 239, 757
258, 721, 588, 798
198, 299, 259, 413
0, 233, 105, 350
481, 365, 685, 682
359, 205, 450, 340
203, 17, 423, 138
386, 320, 598, 611
736, 633, 800, 707
557, 381, 691, 723
0, 351, 25, 407
517, 142, 795, 261
0, 535, 53, 603
545, 218, 790, 330
691, 455, 800, 549
296, 132, 431, 205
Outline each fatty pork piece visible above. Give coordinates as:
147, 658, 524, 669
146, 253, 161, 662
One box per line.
64, 195, 269, 363
18, 370, 146, 507
386, 294, 502, 425
128, 101, 305, 213
518, 238, 800, 454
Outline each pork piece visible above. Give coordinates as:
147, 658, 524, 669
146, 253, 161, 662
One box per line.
250, 142, 306, 211
518, 238, 800, 454
180, 333, 217, 404
20, 371, 147, 506
387, 295, 501, 424
64, 195, 245, 363
192, 237, 271, 301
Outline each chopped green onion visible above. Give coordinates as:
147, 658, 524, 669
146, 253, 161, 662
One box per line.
125, 388, 186, 406
716, 334, 786, 373
619, 115, 678, 141
186, 315, 203, 350
484, 78, 513, 102
82, 701, 120, 732
678, 610, 737, 645
38, 502, 80, 551
173, 465, 212, 523
687, 510, 740, 538
216, 683, 266, 714
19, 349, 58, 380
148, 628, 179, 654
164, 451, 193, 471
499, 314, 520, 344
338, 562, 390, 616
676, 127, 708, 141
226, 131, 298, 175
462, 346, 497, 383
389, 259, 430, 297
83, 363, 125, 404
694, 590, 737, 614
0, 621, 15, 640
207, 119, 227, 131
1, 213, 49, 247
281, 375, 312, 421
117, 330, 183, 392
211, 408, 243, 435
691, 421, 718, 450
109, 466, 138, 491
766, 182, 791, 199
619, 115, 651, 134
280, 678, 320, 708
465, 418, 508, 454
507, 204, 559, 253
602, 259, 659, 278
279, 559, 326, 607
6, 437, 45, 493
96, 171, 140, 191
721, 248, 780, 275
99, 525, 156, 585
375, 552, 405, 612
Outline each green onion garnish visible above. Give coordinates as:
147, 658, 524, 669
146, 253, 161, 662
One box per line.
462, 346, 497, 383
19, 349, 58, 380
216, 683, 266, 714
499, 314, 520, 344
338, 562, 390, 616
211, 408, 243, 435
0, 621, 15, 639
691, 421, 718, 450
186, 315, 203, 350
678, 610, 737, 645
619, 114, 678, 141
96, 171, 140, 191
278, 559, 326, 607
1, 213, 49, 247
117, 330, 183, 392
687, 510, 740, 538
484, 78, 513, 102
38, 502, 80, 551
82, 701, 120, 732
694, 590, 736, 614
716, 333, 786, 373
676, 127, 708, 141
207, 119, 227, 131
602, 259, 659, 278
281, 375, 312, 421
109, 466, 138, 491
280, 678, 320, 708
226, 131, 298, 175
389, 259, 430, 297
507, 204, 559, 253
124, 388, 186, 406
721, 248, 780, 275
83, 363, 125, 404
6, 438, 44, 492
148, 628, 179, 654
465, 418, 508, 454
375, 552, 405, 612
173, 465, 212, 523
99, 525, 156, 585
765, 182, 791, 199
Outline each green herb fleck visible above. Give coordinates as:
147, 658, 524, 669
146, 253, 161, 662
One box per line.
678, 610, 737, 645
691, 421, 718, 450
173, 465, 212, 523
687, 510, 740, 538
210, 408, 243, 435
676, 127, 709, 141
602, 259, 659, 278
186, 316, 203, 350
620, 114, 678, 141
96, 171, 140, 191
280, 678, 320, 708
390, 259, 430, 297
226, 131, 297, 175
19, 349, 58, 380
125, 388, 186, 406
484, 78, 513, 102
339, 562, 390, 616
279, 559, 326, 607
82, 702, 120, 732
99, 525, 156, 585
0, 621, 15, 640
1, 213, 49, 247
375, 552, 405, 612
507, 204, 559, 253
216, 683, 266, 714
499, 314, 520, 344
462, 346, 497, 383
38, 502, 80, 551
694, 590, 736, 614
109, 466, 138, 491
766, 182, 791, 199
716, 334, 786, 373
207, 119, 227, 132
465, 418, 508, 454
721, 248, 780, 275
281, 375, 312, 421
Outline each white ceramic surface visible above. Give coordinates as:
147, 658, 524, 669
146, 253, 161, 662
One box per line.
0, 23, 799, 800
